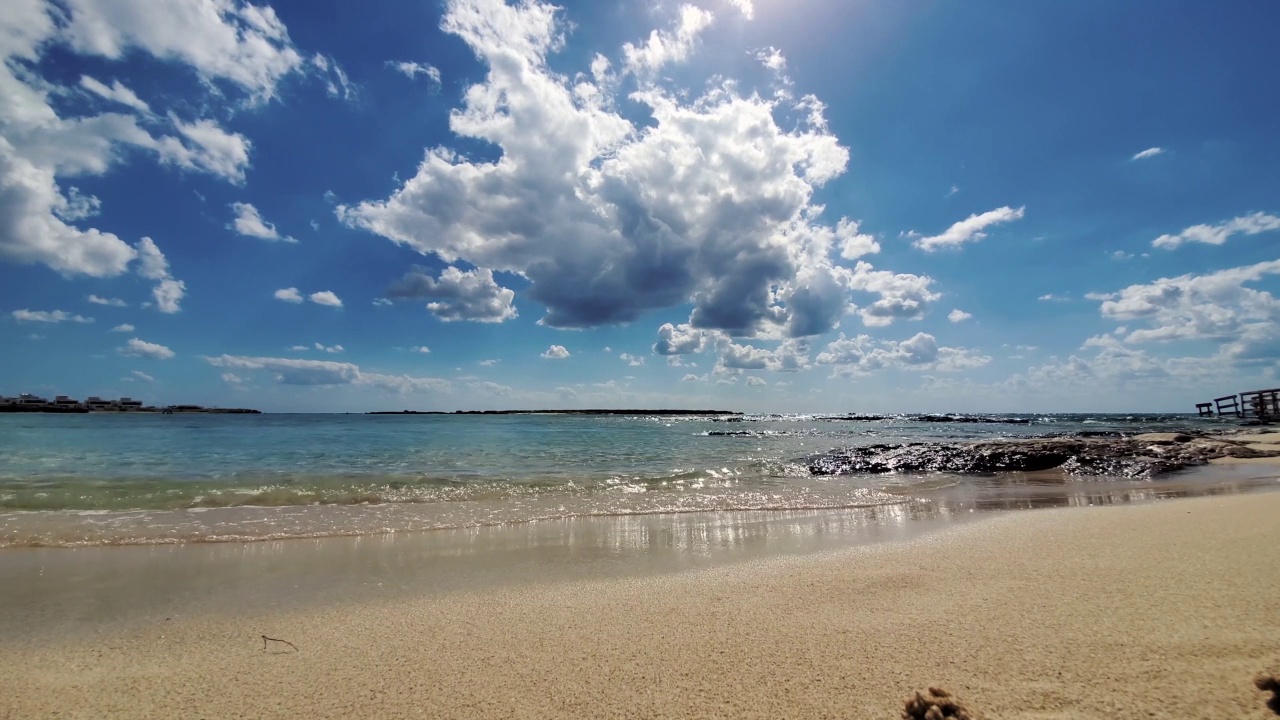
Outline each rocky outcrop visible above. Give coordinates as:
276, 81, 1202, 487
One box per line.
808, 432, 1280, 479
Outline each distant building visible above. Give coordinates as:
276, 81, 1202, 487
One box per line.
18, 394, 49, 405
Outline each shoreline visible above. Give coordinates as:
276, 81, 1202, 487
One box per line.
3, 491, 1279, 718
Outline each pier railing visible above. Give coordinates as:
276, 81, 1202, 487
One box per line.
1207, 388, 1280, 420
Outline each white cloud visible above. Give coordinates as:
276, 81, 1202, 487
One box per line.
274, 287, 303, 303
205, 354, 450, 393
340, 0, 862, 339
726, 0, 754, 19
314, 342, 344, 353
59, 0, 305, 102
541, 344, 570, 359
387, 266, 517, 322
133, 237, 169, 280
622, 4, 715, 76
309, 290, 343, 307
714, 337, 810, 373
221, 372, 244, 384
229, 202, 297, 243
289, 345, 309, 351
152, 278, 185, 313
1151, 212, 1280, 250
311, 53, 355, 101
948, 309, 972, 323
479, 359, 499, 366
133, 237, 184, 313
11, 309, 93, 323
119, 337, 174, 359
836, 218, 880, 260
0, 139, 138, 277
755, 46, 785, 71
848, 261, 940, 327
1039, 293, 1068, 302
372, 298, 393, 307
0, 0, 327, 287
681, 373, 701, 382
79, 76, 150, 113
1131, 147, 1165, 161
111, 323, 134, 332
131, 369, 154, 382
389, 61, 441, 87
653, 322, 706, 355
945, 185, 959, 198
816, 332, 989, 376
912, 206, 1025, 252
1097, 258, 1280, 362
412, 346, 431, 354
88, 294, 126, 307
619, 352, 645, 366
745, 376, 766, 386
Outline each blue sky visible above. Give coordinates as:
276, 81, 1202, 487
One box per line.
3, 0, 1279, 413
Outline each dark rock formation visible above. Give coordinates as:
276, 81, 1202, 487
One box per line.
808, 432, 1280, 479
902, 687, 976, 720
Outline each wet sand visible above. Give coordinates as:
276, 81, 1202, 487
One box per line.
3, 490, 1280, 718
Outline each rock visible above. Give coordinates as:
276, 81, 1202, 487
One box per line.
807, 432, 1280, 479
1131, 433, 1192, 444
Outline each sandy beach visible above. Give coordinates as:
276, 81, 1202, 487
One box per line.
0, 493, 1278, 719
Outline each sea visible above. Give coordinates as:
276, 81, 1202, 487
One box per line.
1, 412, 1274, 548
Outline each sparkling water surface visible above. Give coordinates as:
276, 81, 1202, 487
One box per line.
0, 412, 1265, 546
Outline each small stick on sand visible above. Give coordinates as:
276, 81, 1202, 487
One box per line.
261, 635, 298, 653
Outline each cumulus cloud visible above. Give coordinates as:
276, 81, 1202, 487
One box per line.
622, 4, 715, 76
948, 309, 972, 323
745, 376, 766, 386
309, 290, 343, 307
1096, 258, 1280, 362
0, 0, 323, 291
340, 0, 875, 340
205, 354, 450, 393
133, 237, 184, 312
88, 294, 126, 306
541, 344, 570, 359
847, 261, 940, 327
653, 322, 706, 355
229, 202, 297, 243
681, 373, 700, 382
387, 266, 517, 322
119, 337, 174, 359
714, 337, 810, 373
1131, 147, 1165, 161
1151, 212, 1280, 250
836, 218, 879, 260
389, 61, 441, 87
619, 352, 645, 366
816, 332, 989, 376
911, 206, 1025, 252
313, 342, 344, 353
111, 323, 134, 332
274, 287, 303, 303
11, 309, 93, 323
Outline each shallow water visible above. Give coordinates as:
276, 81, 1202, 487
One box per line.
0, 412, 1265, 546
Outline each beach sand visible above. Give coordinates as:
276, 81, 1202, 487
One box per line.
3, 492, 1280, 719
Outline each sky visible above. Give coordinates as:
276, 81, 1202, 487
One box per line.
2, 0, 1279, 413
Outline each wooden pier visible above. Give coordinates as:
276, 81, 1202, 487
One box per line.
1199, 388, 1280, 420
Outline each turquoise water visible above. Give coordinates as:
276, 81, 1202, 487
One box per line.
0, 412, 1259, 546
